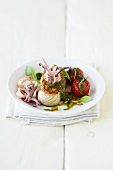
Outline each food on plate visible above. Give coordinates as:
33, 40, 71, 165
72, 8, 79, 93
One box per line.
66, 67, 84, 85
71, 77, 90, 97
16, 59, 92, 111
38, 59, 68, 106
38, 90, 60, 106
16, 76, 40, 107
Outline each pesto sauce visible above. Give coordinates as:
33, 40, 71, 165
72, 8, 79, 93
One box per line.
46, 83, 63, 89
44, 96, 91, 112
44, 102, 77, 112
62, 103, 77, 110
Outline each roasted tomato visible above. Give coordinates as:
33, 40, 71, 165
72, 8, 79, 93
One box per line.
67, 67, 84, 85
71, 77, 90, 97
76, 68, 84, 77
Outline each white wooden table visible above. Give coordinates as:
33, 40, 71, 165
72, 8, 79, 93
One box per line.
1, 0, 113, 169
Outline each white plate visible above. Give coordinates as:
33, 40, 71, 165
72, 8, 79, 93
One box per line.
7, 58, 105, 117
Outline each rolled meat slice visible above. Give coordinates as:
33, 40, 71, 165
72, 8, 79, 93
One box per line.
38, 90, 60, 106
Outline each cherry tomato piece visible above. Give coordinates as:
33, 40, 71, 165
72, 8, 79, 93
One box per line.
71, 78, 90, 97
67, 67, 84, 85
76, 67, 84, 77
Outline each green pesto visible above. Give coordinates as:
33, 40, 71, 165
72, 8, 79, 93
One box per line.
64, 103, 77, 110
44, 95, 91, 112
44, 102, 77, 111
46, 82, 65, 90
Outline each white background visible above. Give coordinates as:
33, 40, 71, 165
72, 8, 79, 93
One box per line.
1, 0, 113, 169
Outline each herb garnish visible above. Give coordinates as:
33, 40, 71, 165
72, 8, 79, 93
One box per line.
79, 77, 86, 93
25, 66, 42, 83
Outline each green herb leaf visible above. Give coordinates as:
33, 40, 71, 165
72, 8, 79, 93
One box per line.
60, 91, 69, 101
79, 77, 86, 92
25, 65, 40, 83
80, 95, 92, 103
61, 70, 70, 80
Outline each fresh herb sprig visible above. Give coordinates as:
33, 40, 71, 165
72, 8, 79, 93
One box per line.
25, 65, 42, 83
